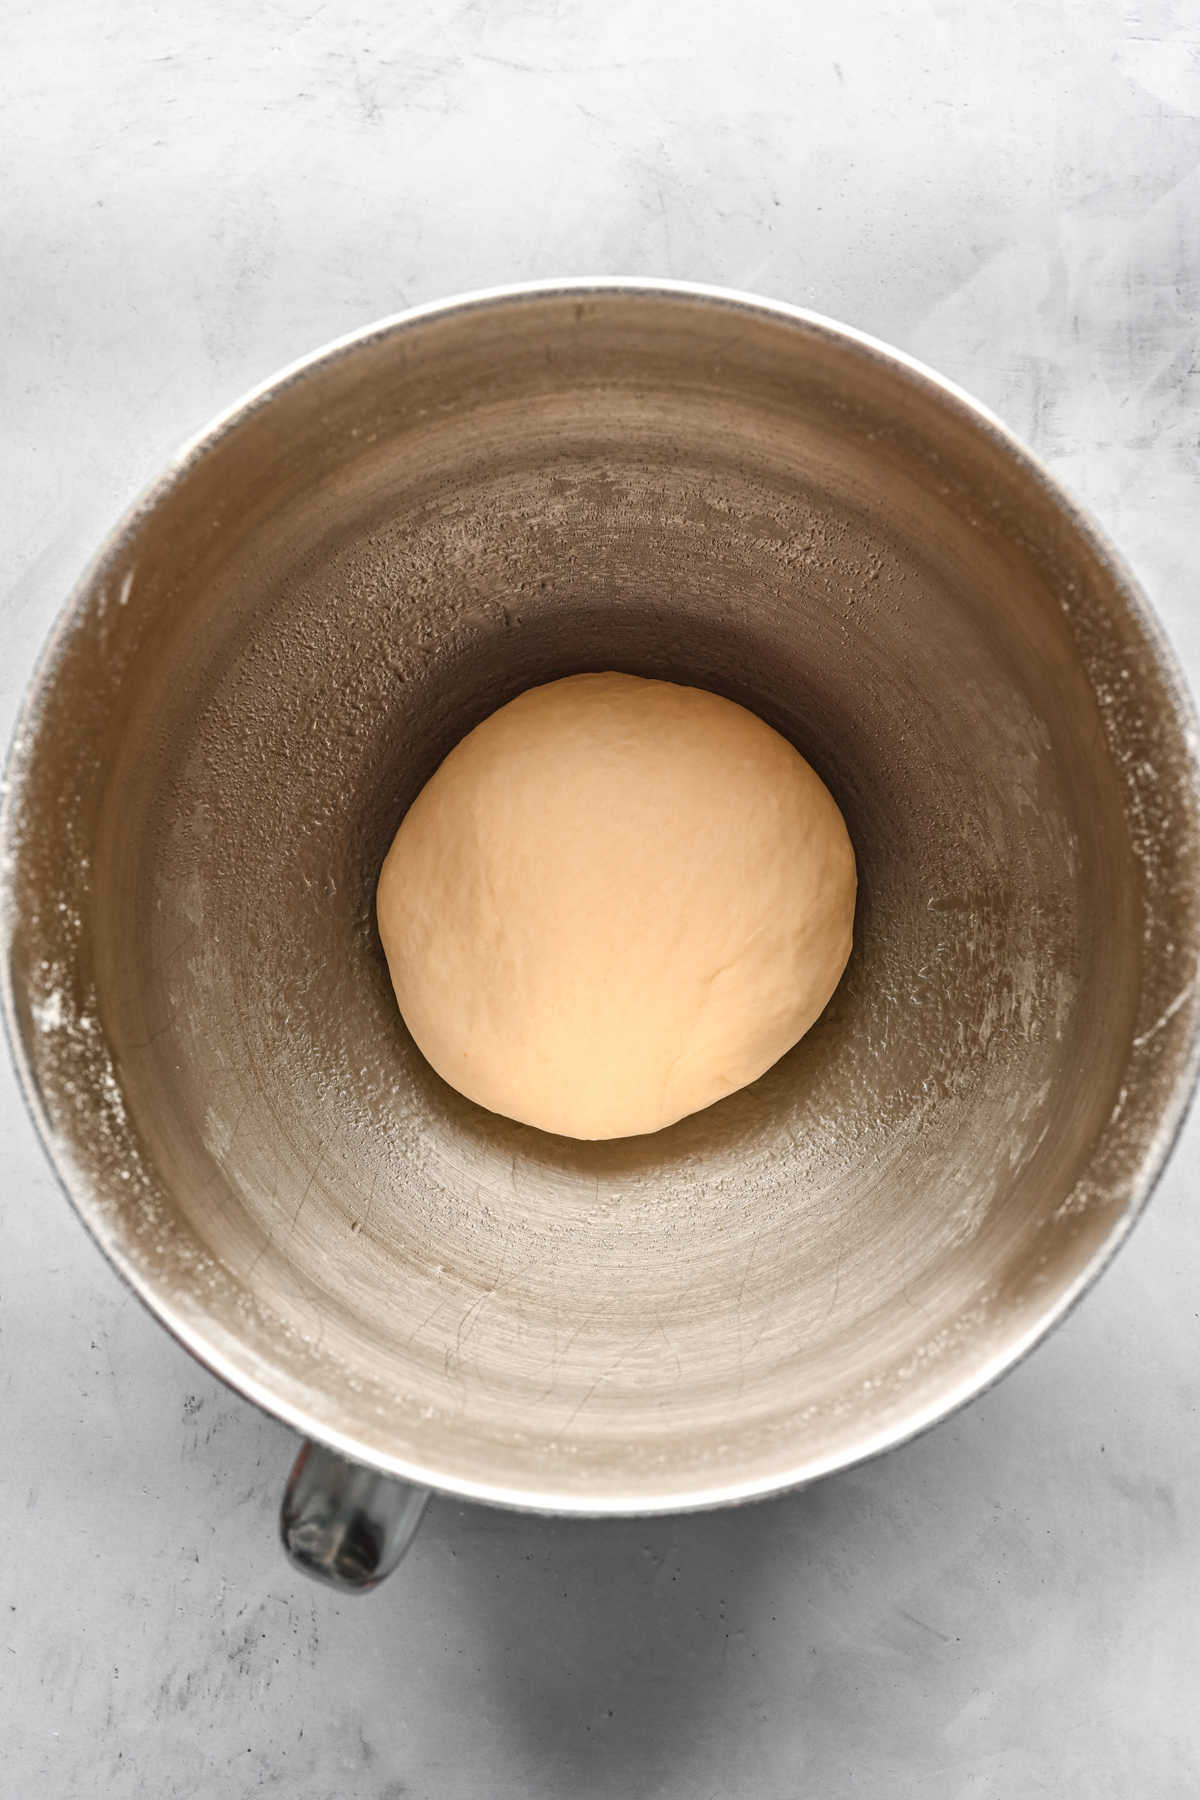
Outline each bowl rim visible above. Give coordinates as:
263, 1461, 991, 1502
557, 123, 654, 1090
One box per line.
4, 276, 1200, 1516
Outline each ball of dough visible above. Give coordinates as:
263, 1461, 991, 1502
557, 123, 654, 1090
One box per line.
377, 673, 856, 1139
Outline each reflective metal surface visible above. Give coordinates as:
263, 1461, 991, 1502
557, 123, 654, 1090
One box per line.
4, 281, 1200, 1516
281, 1442, 429, 1590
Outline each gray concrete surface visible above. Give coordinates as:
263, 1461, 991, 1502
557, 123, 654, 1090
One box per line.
3, 2, 1199, 1795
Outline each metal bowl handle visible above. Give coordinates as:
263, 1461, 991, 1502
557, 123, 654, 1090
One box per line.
280, 1441, 430, 1592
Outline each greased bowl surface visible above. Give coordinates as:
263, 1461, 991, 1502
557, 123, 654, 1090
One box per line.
4, 282, 1199, 1512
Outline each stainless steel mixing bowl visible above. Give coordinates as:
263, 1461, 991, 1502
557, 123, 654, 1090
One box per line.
5, 281, 1200, 1588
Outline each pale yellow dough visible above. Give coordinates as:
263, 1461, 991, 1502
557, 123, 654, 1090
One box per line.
376, 672, 856, 1139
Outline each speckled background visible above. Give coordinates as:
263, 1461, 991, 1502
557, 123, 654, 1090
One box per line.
3, 3, 1199, 1795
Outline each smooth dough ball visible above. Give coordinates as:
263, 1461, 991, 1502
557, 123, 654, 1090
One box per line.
377, 673, 856, 1140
